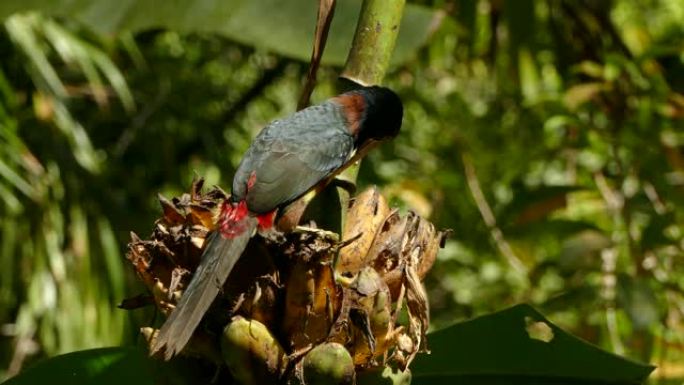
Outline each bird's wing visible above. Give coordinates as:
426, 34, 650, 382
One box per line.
233, 103, 355, 213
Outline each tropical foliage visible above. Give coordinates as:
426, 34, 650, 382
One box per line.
0, 0, 683, 382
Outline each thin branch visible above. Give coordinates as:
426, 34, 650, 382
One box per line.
297, 0, 337, 110
461, 153, 527, 275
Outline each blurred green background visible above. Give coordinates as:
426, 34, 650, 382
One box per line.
0, 0, 683, 382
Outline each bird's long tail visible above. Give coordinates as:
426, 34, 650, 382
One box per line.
150, 213, 257, 360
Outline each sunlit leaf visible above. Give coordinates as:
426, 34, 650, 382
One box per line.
42, 19, 108, 107
564, 82, 605, 110
4, 14, 68, 98
0, 158, 36, 199
97, 217, 125, 299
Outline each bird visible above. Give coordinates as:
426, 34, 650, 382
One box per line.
150, 85, 403, 360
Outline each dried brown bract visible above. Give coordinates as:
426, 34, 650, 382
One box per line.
124, 182, 449, 384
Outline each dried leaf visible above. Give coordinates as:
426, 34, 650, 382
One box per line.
158, 193, 186, 224
125, 179, 443, 375
349, 268, 394, 367
281, 230, 340, 350
338, 186, 390, 275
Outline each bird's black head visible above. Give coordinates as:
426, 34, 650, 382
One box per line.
354, 86, 403, 145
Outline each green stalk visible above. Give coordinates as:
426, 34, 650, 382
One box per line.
337, 0, 405, 228
340, 0, 405, 86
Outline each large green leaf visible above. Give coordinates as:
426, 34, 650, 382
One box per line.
3, 348, 154, 385
3, 306, 656, 385
411, 304, 655, 385
0, 0, 442, 66
2, 347, 209, 385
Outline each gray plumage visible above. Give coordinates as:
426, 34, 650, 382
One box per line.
232, 101, 354, 213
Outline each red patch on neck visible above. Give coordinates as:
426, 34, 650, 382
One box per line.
219, 201, 250, 238
333, 93, 366, 137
